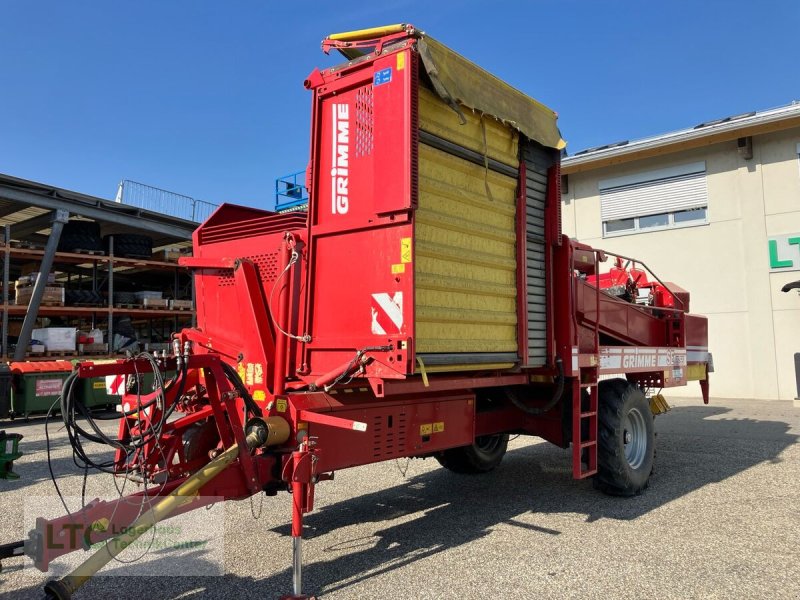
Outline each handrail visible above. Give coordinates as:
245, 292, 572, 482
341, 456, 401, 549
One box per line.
590, 248, 687, 312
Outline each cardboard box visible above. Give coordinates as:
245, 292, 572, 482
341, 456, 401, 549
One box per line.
154, 248, 189, 263
142, 297, 169, 309
134, 291, 163, 301
169, 299, 194, 310
15, 286, 64, 306
16, 272, 56, 287
31, 327, 77, 352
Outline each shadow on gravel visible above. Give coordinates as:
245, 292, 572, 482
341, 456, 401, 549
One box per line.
2, 405, 796, 599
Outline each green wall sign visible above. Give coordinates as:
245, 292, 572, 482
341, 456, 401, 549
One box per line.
768, 234, 800, 272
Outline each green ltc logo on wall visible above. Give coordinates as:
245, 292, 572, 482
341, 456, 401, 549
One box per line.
768, 234, 800, 272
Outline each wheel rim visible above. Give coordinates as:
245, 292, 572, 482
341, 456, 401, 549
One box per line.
622, 407, 648, 469
474, 435, 502, 455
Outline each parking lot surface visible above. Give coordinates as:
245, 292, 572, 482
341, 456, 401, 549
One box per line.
1, 396, 798, 599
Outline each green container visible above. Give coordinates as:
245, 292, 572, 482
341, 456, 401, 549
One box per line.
75, 367, 176, 411
10, 361, 73, 418
77, 376, 118, 409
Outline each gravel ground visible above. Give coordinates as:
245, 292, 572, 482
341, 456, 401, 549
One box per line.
0, 396, 798, 599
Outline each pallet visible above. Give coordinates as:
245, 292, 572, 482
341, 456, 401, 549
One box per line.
142, 298, 169, 309
79, 343, 108, 354
15, 301, 65, 307
115, 303, 140, 309
10, 241, 44, 250
169, 300, 194, 311
43, 350, 73, 357
71, 249, 105, 256
71, 302, 106, 308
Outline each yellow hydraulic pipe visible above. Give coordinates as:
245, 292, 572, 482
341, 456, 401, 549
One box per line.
327, 24, 407, 42
43, 442, 242, 599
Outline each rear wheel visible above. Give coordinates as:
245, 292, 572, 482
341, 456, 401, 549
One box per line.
436, 434, 509, 474
594, 379, 654, 496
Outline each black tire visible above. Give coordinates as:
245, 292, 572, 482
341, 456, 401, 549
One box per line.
58, 220, 103, 253
436, 434, 509, 474
113, 291, 136, 305
104, 234, 152, 258
594, 378, 654, 496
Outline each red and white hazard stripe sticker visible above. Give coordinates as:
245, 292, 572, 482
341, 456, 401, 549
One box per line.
106, 374, 125, 396
371, 292, 403, 335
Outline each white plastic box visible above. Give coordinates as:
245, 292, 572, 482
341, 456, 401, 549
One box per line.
31, 327, 77, 352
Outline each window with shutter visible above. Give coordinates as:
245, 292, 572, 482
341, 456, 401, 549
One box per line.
599, 162, 708, 237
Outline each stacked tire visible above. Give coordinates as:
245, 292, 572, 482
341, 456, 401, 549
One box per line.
104, 234, 152, 259
58, 221, 103, 253
113, 291, 136, 305
65, 290, 103, 305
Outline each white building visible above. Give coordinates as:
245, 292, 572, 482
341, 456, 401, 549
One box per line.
561, 102, 800, 400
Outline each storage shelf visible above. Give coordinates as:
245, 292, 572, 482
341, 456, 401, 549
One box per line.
6, 246, 187, 270
4, 305, 195, 317
2, 235, 195, 362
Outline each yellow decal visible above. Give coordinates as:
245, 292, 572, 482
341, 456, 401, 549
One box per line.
401, 237, 412, 263
397, 52, 405, 70
420, 423, 432, 436
432, 422, 445, 433
93, 381, 105, 389
252, 390, 266, 401
246, 363, 255, 386
297, 422, 308, 430
237, 363, 246, 381
276, 398, 287, 413
90, 518, 109, 533
391, 263, 406, 274
254, 363, 264, 384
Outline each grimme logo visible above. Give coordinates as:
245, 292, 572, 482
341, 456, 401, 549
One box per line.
331, 103, 350, 215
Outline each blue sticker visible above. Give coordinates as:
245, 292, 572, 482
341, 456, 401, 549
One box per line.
374, 68, 392, 86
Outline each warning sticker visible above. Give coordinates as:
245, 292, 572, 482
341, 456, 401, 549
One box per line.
432, 422, 445, 433
35, 379, 63, 397
276, 398, 287, 413
374, 67, 392, 86
106, 374, 125, 396
401, 238, 412, 263
391, 264, 405, 274
371, 292, 404, 335
420, 423, 432, 436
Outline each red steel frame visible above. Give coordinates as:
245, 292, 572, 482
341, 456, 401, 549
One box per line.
19, 26, 712, 599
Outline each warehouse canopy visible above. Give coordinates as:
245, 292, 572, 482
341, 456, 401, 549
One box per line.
0, 173, 195, 250
417, 36, 566, 151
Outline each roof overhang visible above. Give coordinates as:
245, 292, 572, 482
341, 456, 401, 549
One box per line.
562, 103, 800, 175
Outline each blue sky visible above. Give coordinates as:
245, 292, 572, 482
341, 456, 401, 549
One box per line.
1, 1, 798, 210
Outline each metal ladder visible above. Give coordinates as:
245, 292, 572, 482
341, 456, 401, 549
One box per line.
572, 249, 601, 479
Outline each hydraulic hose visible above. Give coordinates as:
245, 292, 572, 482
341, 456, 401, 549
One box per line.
505, 357, 565, 416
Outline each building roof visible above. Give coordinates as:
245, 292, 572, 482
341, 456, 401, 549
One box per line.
0, 173, 196, 249
562, 101, 800, 175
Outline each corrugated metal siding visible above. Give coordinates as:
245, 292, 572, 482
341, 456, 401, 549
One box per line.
415, 142, 518, 354
522, 143, 550, 366
600, 170, 707, 221
419, 87, 519, 168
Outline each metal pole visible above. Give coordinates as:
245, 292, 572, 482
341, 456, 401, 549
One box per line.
292, 537, 303, 596
2, 225, 10, 358
14, 210, 69, 361
108, 236, 114, 355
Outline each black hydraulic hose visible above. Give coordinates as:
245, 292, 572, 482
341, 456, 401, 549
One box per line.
220, 361, 263, 418
505, 357, 565, 416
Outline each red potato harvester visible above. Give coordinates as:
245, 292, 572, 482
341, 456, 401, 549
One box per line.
1, 24, 711, 600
